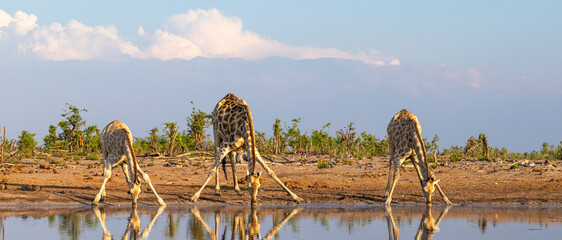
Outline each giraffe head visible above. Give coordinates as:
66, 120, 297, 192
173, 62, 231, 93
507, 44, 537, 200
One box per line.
246, 170, 263, 205
422, 177, 439, 204
127, 181, 142, 205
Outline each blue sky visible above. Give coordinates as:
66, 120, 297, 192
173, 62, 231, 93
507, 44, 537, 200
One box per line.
0, 1, 561, 152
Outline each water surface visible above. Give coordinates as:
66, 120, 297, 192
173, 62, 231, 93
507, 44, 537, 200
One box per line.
1, 204, 561, 239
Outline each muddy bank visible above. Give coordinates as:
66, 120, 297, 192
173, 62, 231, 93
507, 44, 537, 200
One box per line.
0, 156, 561, 206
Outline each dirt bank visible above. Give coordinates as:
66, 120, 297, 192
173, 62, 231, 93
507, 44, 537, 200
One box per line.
0, 156, 561, 206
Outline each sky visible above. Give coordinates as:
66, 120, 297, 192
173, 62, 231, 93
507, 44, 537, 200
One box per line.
0, 1, 561, 152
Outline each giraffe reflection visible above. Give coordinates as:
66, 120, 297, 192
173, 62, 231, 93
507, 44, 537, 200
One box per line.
1, 216, 4, 240
190, 206, 301, 240
93, 205, 166, 240
385, 205, 451, 240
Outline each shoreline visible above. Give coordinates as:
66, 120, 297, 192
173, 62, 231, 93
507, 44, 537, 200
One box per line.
1, 156, 561, 207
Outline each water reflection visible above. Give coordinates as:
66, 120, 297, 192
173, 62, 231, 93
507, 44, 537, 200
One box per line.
190, 206, 301, 240
385, 205, 451, 240
93, 205, 166, 240
1, 205, 561, 239
1, 216, 5, 240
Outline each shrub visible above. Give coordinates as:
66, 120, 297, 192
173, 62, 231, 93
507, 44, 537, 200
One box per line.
449, 153, 463, 162
85, 154, 99, 161
317, 161, 330, 169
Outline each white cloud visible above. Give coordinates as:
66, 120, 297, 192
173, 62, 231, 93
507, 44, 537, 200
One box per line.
0, 9, 11, 39
467, 67, 482, 88
137, 26, 146, 36
19, 19, 144, 60
0, 8, 398, 64
143, 8, 393, 65
0, 10, 11, 28
0, 10, 37, 39
12, 11, 37, 35
389, 59, 400, 66
145, 29, 201, 60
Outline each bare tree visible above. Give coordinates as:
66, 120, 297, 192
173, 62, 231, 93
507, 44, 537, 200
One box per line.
337, 122, 356, 156
163, 122, 178, 156
1, 126, 5, 163
149, 127, 159, 152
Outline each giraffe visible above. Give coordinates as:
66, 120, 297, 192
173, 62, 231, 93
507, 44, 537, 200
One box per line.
93, 205, 166, 240
190, 93, 303, 204
385, 109, 452, 205
189, 206, 301, 240
385, 205, 451, 240
92, 120, 166, 206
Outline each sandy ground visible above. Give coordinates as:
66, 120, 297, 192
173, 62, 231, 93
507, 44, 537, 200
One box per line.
0, 155, 561, 206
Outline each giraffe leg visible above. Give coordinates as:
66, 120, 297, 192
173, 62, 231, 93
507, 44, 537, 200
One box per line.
121, 163, 133, 188
385, 150, 410, 205
385, 143, 396, 197
93, 165, 112, 205
135, 165, 166, 205
191, 147, 231, 202
435, 182, 452, 204
254, 149, 304, 203
231, 152, 242, 195
409, 154, 432, 203
215, 157, 222, 196
385, 159, 392, 198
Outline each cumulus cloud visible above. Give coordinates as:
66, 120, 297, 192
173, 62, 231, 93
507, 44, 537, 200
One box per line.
0, 8, 398, 64
389, 59, 400, 66
145, 29, 201, 60
142, 8, 392, 65
12, 11, 37, 35
0, 10, 11, 28
19, 20, 145, 60
0, 10, 37, 38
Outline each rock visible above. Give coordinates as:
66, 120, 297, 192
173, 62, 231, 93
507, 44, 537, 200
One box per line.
20, 184, 40, 191
39, 164, 54, 169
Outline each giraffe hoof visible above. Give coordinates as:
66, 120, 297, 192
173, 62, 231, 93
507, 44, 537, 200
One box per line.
214, 192, 222, 196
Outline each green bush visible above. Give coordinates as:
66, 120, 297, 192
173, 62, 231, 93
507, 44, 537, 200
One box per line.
317, 161, 330, 169
85, 154, 99, 161
449, 153, 463, 162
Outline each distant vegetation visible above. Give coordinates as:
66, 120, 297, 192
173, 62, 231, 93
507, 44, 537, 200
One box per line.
1, 103, 561, 164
